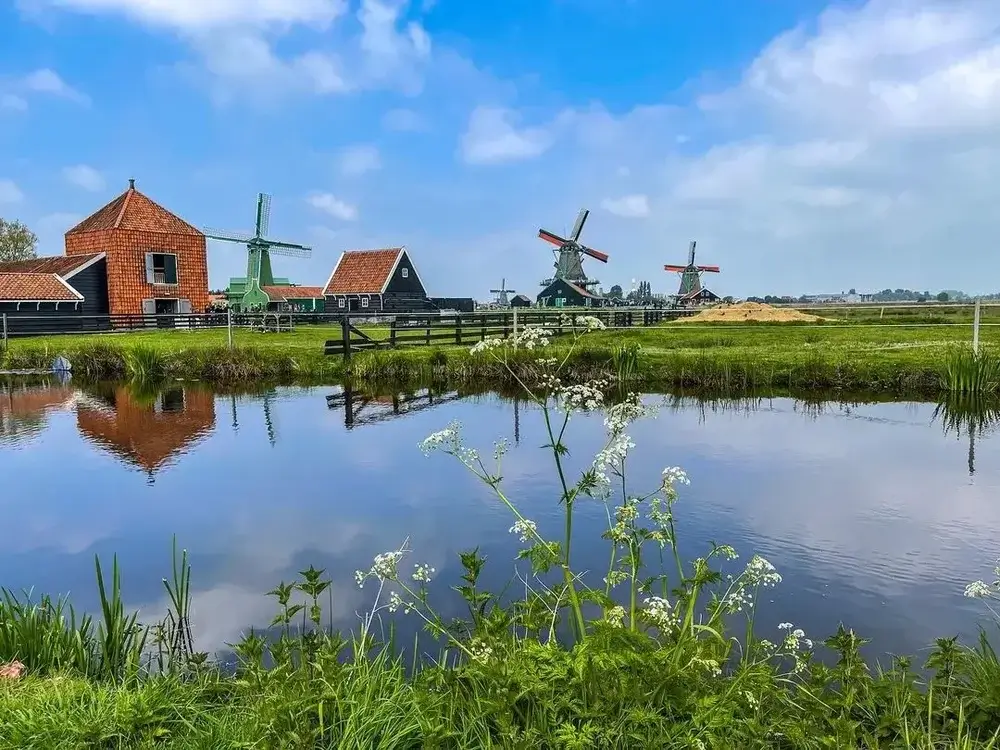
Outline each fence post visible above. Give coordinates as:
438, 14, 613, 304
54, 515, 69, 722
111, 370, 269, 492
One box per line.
341, 315, 352, 361
513, 307, 518, 337
389, 318, 398, 348
227, 307, 234, 349
879, 306, 885, 320
1, 313, 6, 355
973, 298, 981, 354
455, 315, 462, 345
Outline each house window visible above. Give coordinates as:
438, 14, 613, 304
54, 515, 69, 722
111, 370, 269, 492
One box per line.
145, 252, 178, 285
338, 298, 345, 308
401, 267, 409, 278
361, 297, 370, 308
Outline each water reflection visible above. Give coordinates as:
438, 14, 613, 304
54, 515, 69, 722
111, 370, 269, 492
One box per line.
2, 383, 1000, 661
75, 384, 216, 484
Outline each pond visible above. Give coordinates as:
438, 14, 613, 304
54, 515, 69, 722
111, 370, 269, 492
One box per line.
1, 379, 998, 661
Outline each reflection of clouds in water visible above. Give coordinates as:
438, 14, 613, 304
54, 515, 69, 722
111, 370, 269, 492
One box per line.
7, 387, 1000, 655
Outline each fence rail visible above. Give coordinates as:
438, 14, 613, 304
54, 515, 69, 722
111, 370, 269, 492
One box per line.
322, 309, 675, 358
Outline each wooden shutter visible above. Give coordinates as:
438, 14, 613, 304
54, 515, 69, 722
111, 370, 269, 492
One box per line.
163, 254, 178, 284
144, 254, 155, 284
142, 299, 155, 314
178, 299, 192, 314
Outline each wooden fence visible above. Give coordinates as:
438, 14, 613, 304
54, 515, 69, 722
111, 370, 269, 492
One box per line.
323, 308, 675, 358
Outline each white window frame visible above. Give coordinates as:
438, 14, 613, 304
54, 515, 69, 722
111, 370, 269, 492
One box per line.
338, 298, 345, 308
401, 267, 409, 278
361, 297, 370, 308
145, 251, 179, 285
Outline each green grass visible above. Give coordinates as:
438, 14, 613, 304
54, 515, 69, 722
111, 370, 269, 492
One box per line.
2, 319, 995, 394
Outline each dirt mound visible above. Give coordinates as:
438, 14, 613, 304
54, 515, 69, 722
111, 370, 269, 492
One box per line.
675, 301, 826, 323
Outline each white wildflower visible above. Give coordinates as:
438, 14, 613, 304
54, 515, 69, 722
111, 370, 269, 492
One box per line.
353, 570, 366, 589
419, 421, 478, 465
643, 596, 677, 631
721, 586, 752, 614
468, 639, 494, 663
387, 590, 404, 613
606, 605, 626, 628
594, 431, 635, 474
743, 555, 782, 588
603, 394, 649, 433
779, 623, 813, 651
574, 315, 607, 331
372, 550, 403, 581
742, 691, 760, 710
412, 563, 435, 583
604, 570, 629, 588
556, 380, 607, 412
493, 439, 509, 461
469, 337, 505, 355
965, 580, 993, 598
508, 518, 538, 543
662, 467, 690, 487
714, 545, 739, 561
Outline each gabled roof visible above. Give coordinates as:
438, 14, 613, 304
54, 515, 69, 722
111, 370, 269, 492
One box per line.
541, 278, 602, 299
323, 247, 409, 295
66, 179, 203, 237
262, 285, 326, 302
0, 273, 83, 301
0, 253, 105, 278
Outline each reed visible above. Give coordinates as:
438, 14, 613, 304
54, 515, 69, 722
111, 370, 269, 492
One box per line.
943, 346, 1000, 393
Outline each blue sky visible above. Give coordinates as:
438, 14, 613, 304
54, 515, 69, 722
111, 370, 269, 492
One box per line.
2, 0, 999, 298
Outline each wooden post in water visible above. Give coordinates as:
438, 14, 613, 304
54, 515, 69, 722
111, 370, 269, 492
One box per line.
973, 298, 982, 354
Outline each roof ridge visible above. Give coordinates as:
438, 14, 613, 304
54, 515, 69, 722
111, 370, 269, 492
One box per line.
114, 187, 133, 228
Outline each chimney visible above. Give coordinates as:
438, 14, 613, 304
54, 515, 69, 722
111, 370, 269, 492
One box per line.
128, 178, 135, 190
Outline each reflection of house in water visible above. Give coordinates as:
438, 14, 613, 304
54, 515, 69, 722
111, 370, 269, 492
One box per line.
0, 381, 76, 443
76, 385, 216, 482
326, 385, 464, 428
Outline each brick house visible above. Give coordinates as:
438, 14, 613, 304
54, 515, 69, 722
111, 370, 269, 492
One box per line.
64, 179, 209, 315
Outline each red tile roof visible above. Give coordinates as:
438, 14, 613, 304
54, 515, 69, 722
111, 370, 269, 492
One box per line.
0, 273, 83, 301
323, 248, 403, 295
262, 285, 326, 302
66, 180, 203, 236
0, 253, 103, 277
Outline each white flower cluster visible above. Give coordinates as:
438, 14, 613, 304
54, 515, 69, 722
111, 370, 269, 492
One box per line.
661, 466, 690, 489
556, 380, 608, 412
469, 325, 553, 356
603, 394, 650, 434
574, 315, 607, 332
642, 596, 678, 632
468, 638, 494, 663
964, 559, 1000, 599
419, 421, 479, 465
355, 547, 405, 588
387, 590, 412, 614
412, 563, 435, 583
743, 555, 782, 588
778, 622, 813, 651
508, 518, 538, 543
605, 605, 626, 628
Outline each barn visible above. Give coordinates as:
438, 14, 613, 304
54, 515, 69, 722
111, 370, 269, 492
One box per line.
510, 294, 533, 308
676, 288, 720, 308
323, 247, 473, 314
537, 278, 606, 308
0, 179, 210, 333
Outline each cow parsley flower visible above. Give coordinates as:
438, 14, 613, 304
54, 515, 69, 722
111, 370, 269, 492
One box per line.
509, 518, 537, 543
965, 580, 992, 598
412, 563, 435, 583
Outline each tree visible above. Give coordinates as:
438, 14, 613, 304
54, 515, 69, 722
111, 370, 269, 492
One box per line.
936, 291, 950, 302
0, 218, 37, 263
609, 284, 623, 299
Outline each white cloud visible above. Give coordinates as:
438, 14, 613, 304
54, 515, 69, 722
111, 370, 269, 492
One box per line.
307, 193, 358, 221
601, 194, 650, 218
21, 68, 89, 104
0, 94, 27, 111
62, 164, 105, 192
460, 106, 557, 165
34, 0, 434, 103
0, 179, 24, 204
338, 144, 382, 176
382, 107, 426, 132
29, 0, 347, 31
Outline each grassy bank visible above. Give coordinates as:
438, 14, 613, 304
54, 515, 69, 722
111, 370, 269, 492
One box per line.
2, 319, 996, 394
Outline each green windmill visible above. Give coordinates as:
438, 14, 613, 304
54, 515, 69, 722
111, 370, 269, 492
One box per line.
205, 193, 313, 312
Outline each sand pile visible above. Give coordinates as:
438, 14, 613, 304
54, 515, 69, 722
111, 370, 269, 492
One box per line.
676, 301, 826, 323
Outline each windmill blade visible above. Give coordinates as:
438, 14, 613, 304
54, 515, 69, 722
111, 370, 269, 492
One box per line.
204, 228, 254, 243
580, 246, 609, 263
266, 243, 312, 259
664, 264, 687, 272
687, 240, 697, 266
696, 265, 721, 273
256, 193, 272, 238
538, 229, 568, 247
570, 209, 589, 242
